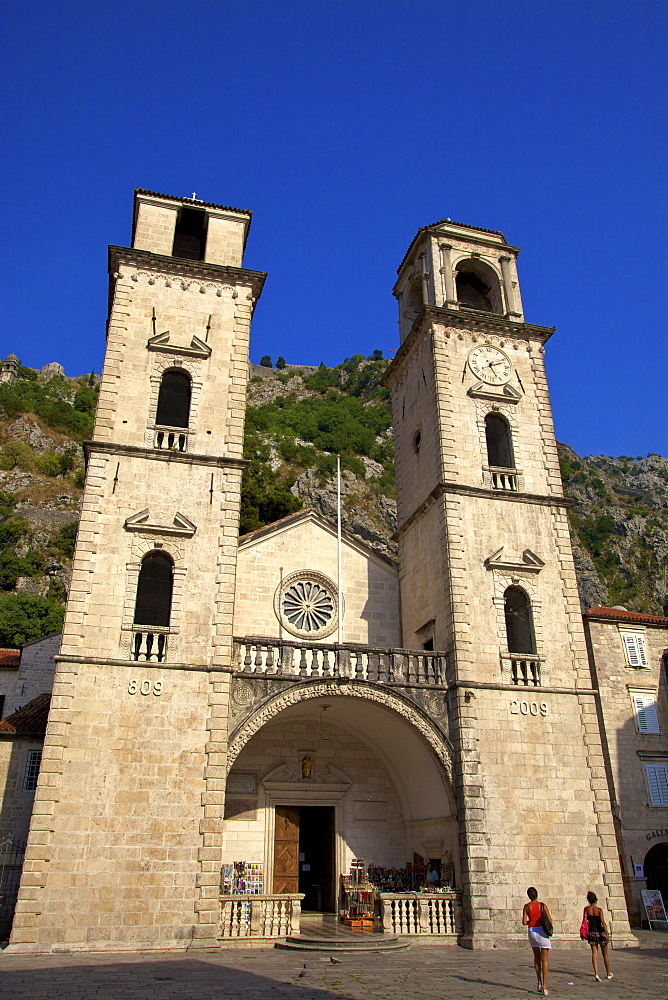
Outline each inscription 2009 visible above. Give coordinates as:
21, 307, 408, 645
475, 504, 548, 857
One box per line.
510, 699, 548, 717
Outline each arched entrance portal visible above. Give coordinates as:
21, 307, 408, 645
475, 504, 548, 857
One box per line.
223, 690, 456, 913
644, 843, 668, 905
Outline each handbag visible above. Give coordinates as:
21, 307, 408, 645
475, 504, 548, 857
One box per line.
579, 908, 590, 940
540, 902, 553, 937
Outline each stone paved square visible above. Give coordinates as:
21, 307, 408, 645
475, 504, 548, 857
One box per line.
2, 936, 668, 1000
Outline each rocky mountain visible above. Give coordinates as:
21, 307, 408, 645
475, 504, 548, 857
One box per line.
559, 446, 668, 613
0, 356, 666, 646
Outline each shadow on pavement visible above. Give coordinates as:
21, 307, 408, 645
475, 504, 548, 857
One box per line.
0, 956, 349, 1000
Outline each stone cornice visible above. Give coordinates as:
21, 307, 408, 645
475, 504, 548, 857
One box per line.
448, 679, 596, 697
382, 306, 555, 388
108, 245, 267, 297
394, 481, 569, 540
83, 439, 248, 470
55, 654, 224, 672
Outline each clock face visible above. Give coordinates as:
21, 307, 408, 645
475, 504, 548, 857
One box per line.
469, 345, 512, 385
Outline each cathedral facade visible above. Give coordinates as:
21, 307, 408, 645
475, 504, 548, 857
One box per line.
5, 190, 641, 952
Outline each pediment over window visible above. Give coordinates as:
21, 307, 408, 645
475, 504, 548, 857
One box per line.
124, 508, 197, 537
468, 382, 521, 403
484, 546, 544, 573
147, 330, 212, 359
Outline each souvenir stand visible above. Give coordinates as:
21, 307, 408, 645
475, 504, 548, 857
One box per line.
220, 862, 265, 937
340, 859, 375, 926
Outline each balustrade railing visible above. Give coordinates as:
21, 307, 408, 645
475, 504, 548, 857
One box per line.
132, 629, 168, 662
154, 426, 188, 452
233, 638, 448, 686
219, 894, 303, 939
510, 657, 541, 686
379, 892, 461, 936
489, 466, 518, 492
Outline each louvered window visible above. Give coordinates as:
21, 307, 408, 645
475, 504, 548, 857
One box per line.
645, 764, 668, 806
622, 633, 648, 667
631, 691, 661, 734
155, 369, 191, 429
133, 551, 174, 628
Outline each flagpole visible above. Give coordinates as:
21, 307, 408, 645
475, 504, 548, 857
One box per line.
337, 456, 342, 646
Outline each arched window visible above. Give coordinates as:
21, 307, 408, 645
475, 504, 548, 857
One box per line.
504, 586, 536, 654
133, 551, 174, 628
155, 369, 191, 429
485, 413, 515, 468
404, 276, 423, 317
455, 259, 502, 313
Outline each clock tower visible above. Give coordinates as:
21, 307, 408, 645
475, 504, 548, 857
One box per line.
384, 219, 634, 947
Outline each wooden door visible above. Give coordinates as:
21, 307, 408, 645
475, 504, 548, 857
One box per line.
273, 805, 300, 893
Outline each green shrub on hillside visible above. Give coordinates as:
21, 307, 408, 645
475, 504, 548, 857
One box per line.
0, 593, 64, 647
0, 375, 98, 439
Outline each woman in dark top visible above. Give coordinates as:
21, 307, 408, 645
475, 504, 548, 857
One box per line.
584, 891, 613, 980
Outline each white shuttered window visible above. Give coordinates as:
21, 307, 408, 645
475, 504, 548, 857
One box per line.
645, 764, 668, 806
631, 691, 661, 734
622, 633, 648, 667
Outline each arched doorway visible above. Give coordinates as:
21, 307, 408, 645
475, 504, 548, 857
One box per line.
644, 842, 668, 905
223, 690, 456, 914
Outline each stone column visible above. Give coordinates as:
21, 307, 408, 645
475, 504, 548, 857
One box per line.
499, 256, 521, 318
439, 243, 457, 306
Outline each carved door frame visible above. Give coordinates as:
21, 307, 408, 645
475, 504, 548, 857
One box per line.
263, 789, 348, 899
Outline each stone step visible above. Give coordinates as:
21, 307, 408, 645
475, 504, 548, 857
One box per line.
275, 934, 410, 952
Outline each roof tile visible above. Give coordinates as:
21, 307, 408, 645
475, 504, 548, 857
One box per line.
0, 693, 51, 736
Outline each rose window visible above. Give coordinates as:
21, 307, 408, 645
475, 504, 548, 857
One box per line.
274, 570, 340, 640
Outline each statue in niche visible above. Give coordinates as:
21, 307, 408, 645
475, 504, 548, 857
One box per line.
301, 755, 313, 779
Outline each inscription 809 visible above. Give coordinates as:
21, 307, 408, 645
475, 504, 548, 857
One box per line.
128, 679, 163, 696
511, 699, 548, 717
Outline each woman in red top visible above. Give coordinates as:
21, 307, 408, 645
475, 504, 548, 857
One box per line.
522, 886, 552, 995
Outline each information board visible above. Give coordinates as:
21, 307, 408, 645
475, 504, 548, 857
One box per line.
641, 888, 667, 927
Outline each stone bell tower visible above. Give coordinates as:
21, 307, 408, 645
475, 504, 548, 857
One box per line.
9, 190, 265, 953
384, 219, 634, 947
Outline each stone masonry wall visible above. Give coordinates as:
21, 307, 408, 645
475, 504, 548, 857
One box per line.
586, 617, 668, 923
234, 516, 401, 647
0, 633, 60, 718
0, 739, 42, 841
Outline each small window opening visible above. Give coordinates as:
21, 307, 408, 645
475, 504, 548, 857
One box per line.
134, 551, 174, 627
504, 586, 536, 655
485, 413, 514, 468
412, 430, 422, 454
456, 270, 493, 311
23, 749, 42, 792
422, 638, 434, 651
155, 369, 191, 429
172, 207, 207, 261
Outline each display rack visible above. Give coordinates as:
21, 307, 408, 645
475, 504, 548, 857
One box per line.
340, 859, 375, 926
221, 861, 264, 894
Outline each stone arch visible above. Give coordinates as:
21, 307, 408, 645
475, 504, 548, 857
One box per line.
454, 256, 503, 313
226, 680, 454, 783
119, 535, 188, 657
644, 841, 668, 904
145, 356, 205, 448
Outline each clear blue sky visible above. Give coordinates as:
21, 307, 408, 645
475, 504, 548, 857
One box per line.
1, 1, 666, 458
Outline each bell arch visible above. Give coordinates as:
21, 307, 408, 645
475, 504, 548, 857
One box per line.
455, 257, 503, 313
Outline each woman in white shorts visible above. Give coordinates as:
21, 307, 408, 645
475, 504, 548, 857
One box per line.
522, 886, 552, 995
